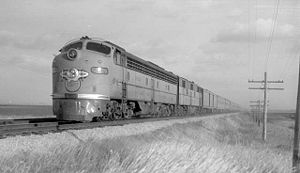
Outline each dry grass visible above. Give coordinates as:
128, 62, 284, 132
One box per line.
0, 113, 293, 173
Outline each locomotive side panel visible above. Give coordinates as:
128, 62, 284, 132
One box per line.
179, 78, 190, 105
134, 72, 152, 102
190, 83, 200, 107
209, 92, 214, 108
153, 78, 176, 104
216, 96, 222, 110
124, 54, 177, 105
202, 89, 210, 108
189, 83, 195, 106
125, 69, 136, 100
109, 49, 124, 99
197, 86, 203, 107
214, 94, 218, 109
193, 91, 200, 106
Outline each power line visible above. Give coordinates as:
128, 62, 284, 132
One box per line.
247, 0, 251, 80
251, 0, 258, 79
279, 5, 298, 80
264, 0, 280, 71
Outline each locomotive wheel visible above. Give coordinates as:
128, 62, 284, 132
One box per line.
113, 113, 122, 120
102, 112, 109, 120
166, 106, 171, 116
176, 107, 181, 116
108, 112, 114, 120
161, 106, 166, 117
123, 109, 133, 119
113, 108, 122, 120
156, 106, 161, 117
159, 106, 166, 117
180, 107, 184, 116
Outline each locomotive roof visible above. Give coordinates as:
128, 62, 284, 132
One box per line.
203, 88, 216, 95
123, 51, 178, 79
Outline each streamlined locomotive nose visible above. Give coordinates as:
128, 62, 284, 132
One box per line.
52, 38, 112, 121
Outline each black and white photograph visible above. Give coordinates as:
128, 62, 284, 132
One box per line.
0, 0, 299, 172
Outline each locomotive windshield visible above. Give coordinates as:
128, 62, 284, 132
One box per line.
61, 42, 82, 52
86, 42, 111, 55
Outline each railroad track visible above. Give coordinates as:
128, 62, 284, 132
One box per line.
0, 122, 58, 136
0, 112, 235, 139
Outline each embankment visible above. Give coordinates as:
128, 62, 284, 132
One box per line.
0, 113, 293, 173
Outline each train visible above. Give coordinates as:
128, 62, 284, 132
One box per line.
52, 36, 240, 121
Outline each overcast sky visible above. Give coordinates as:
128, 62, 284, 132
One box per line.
0, 0, 299, 109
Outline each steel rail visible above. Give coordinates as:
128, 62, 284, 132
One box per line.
0, 112, 237, 139
0, 122, 58, 137
0, 117, 57, 125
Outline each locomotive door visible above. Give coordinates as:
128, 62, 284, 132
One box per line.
113, 49, 127, 100
190, 91, 192, 106
122, 82, 127, 99
150, 78, 155, 114
151, 79, 155, 102
122, 53, 127, 100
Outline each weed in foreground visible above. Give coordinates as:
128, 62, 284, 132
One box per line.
0, 113, 293, 173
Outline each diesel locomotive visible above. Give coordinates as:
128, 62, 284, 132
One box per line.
52, 36, 240, 121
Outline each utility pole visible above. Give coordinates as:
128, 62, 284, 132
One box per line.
293, 60, 300, 172
248, 72, 283, 141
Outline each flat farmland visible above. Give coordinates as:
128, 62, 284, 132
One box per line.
0, 105, 54, 119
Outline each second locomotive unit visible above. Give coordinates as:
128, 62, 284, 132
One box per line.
52, 36, 239, 121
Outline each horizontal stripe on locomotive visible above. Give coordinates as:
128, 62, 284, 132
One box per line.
179, 93, 201, 99
125, 82, 177, 96
202, 105, 218, 108
109, 97, 176, 105
52, 93, 110, 100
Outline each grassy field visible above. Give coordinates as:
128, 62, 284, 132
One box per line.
0, 112, 294, 173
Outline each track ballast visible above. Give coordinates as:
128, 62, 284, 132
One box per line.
0, 112, 235, 139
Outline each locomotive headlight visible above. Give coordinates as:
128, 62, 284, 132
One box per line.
91, 67, 109, 74
67, 48, 78, 60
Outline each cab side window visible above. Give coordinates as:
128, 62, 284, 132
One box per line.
121, 54, 125, 65
86, 42, 111, 55
114, 49, 123, 66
